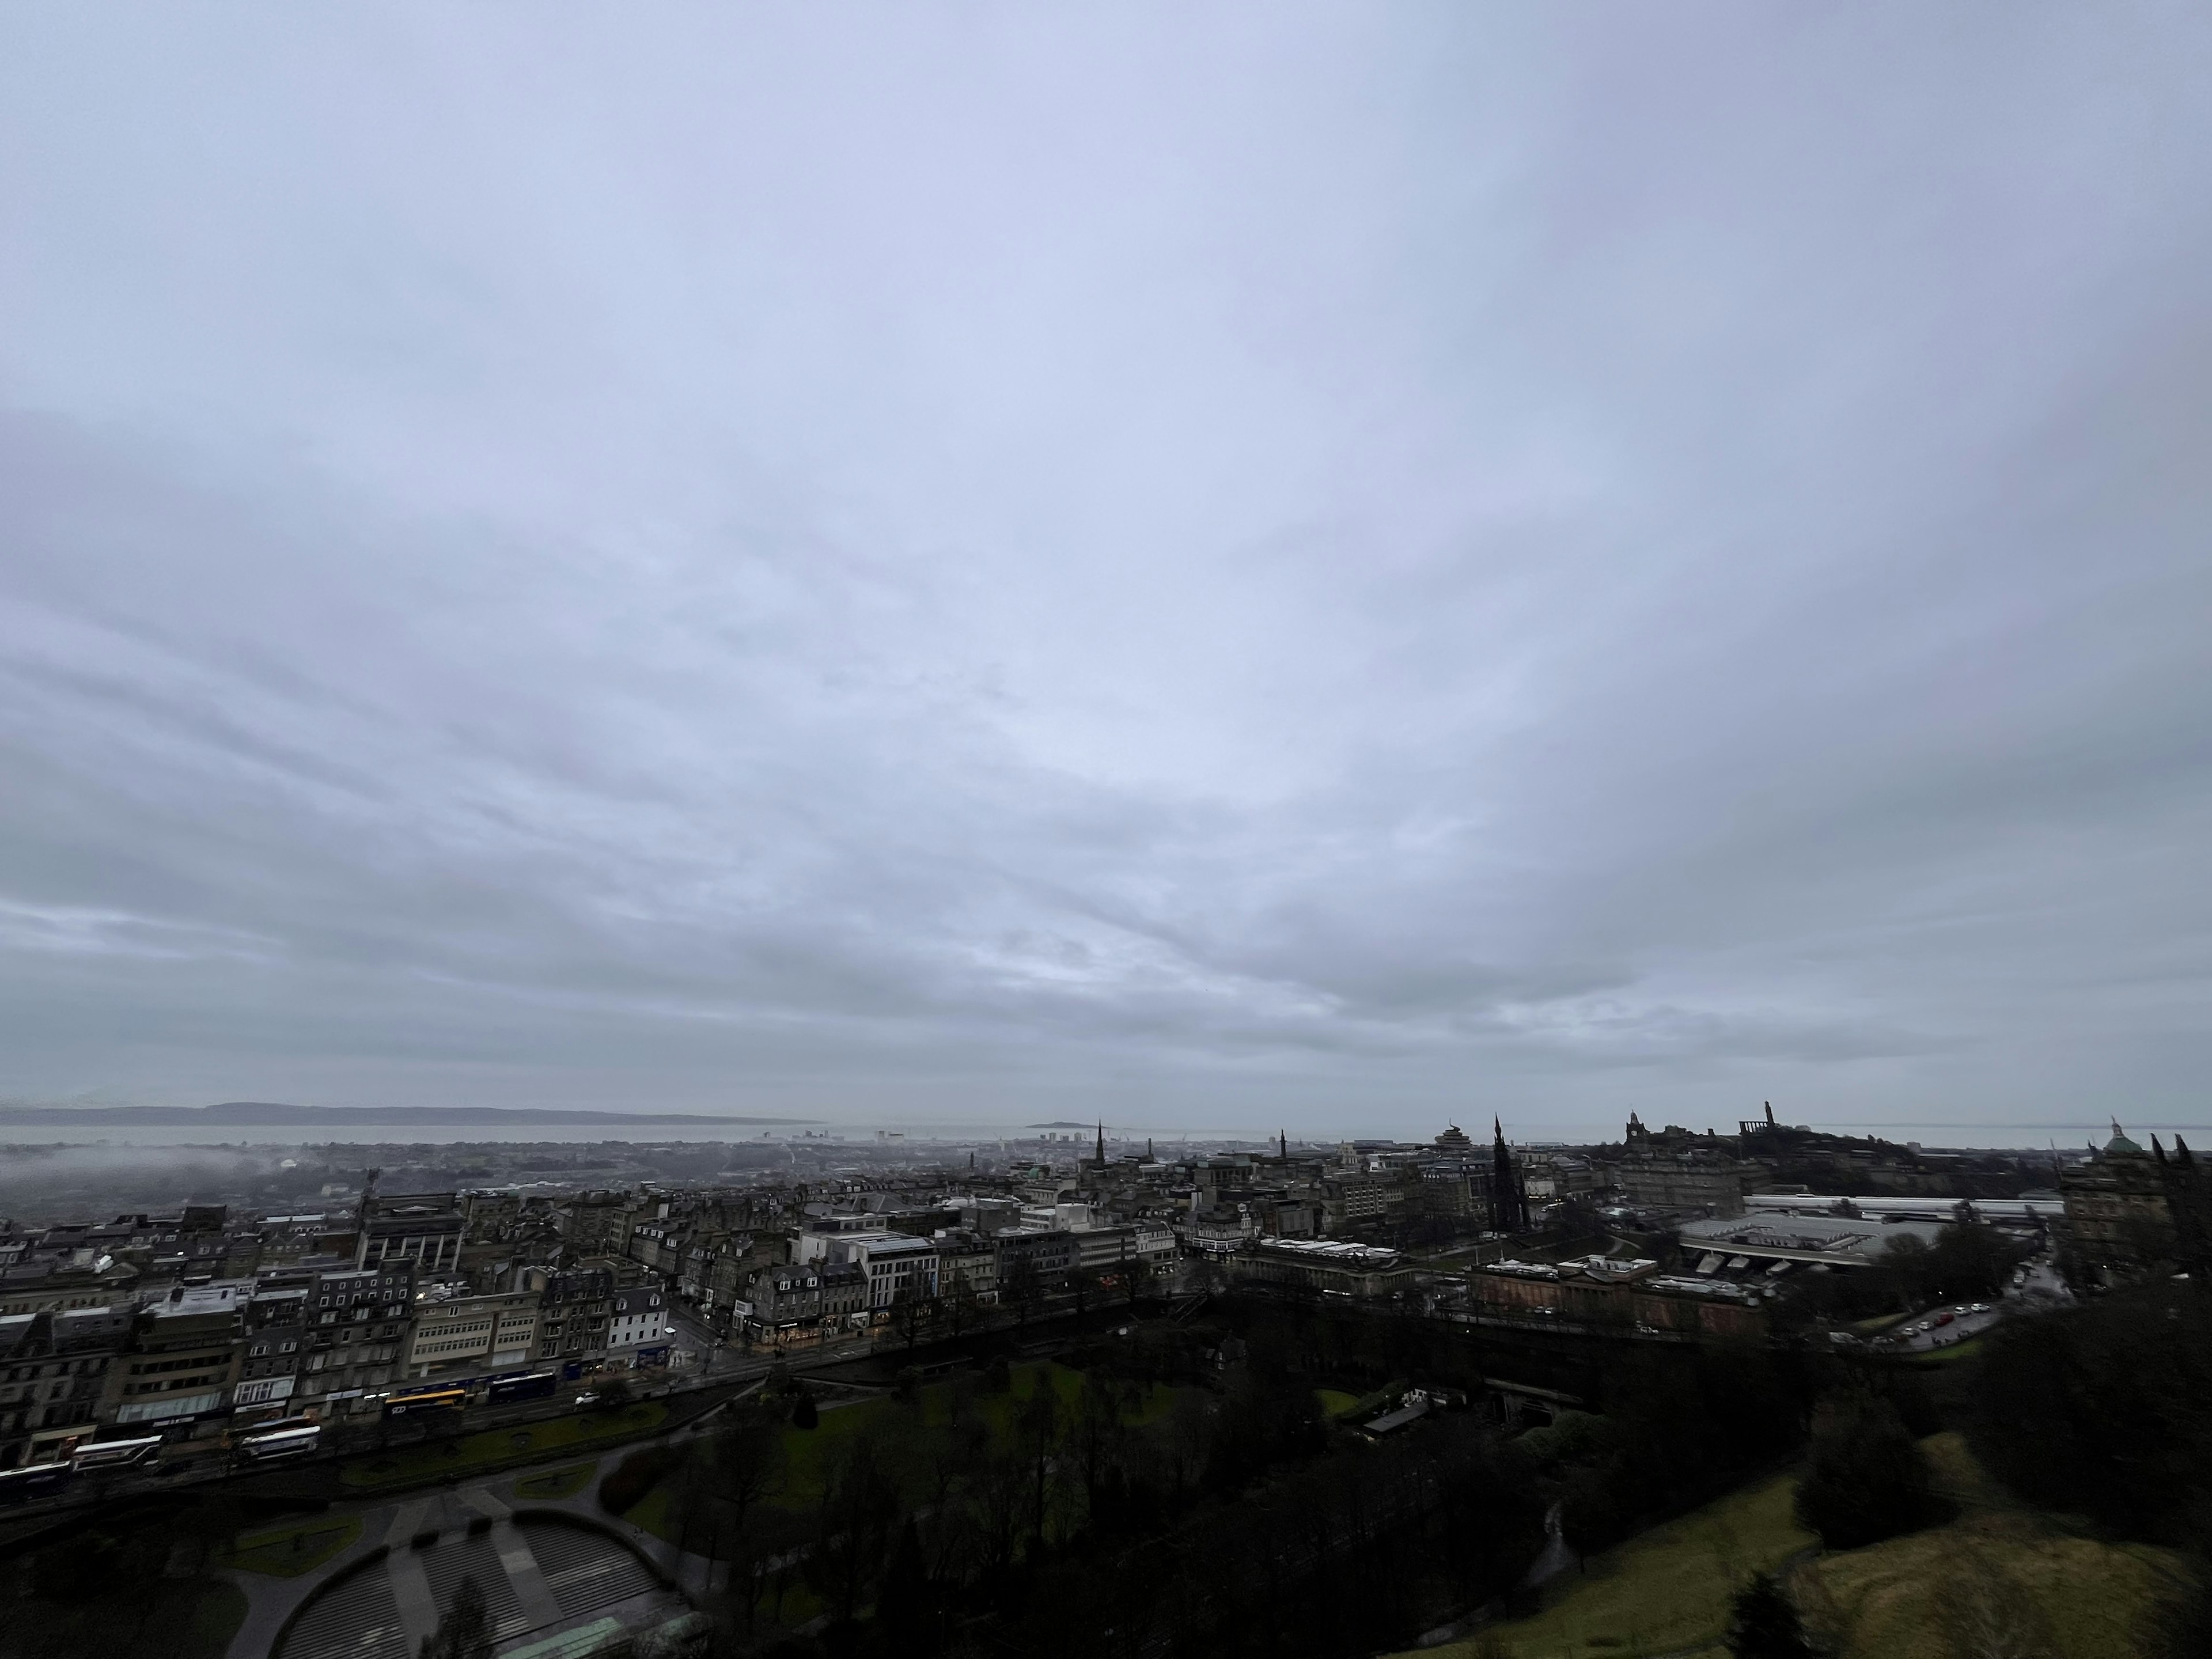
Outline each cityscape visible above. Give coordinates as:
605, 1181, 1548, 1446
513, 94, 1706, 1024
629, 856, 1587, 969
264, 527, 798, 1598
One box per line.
6, 5, 2210, 1658
0, 1109, 2199, 1656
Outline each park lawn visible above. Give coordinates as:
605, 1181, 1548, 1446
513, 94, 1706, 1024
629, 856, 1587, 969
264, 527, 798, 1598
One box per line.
1797, 1433, 2193, 1659
1904, 1333, 1987, 1368
2, 1574, 245, 1659
219, 1514, 363, 1577
1316, 1389, 1362, 1419
1406, 1470, 1816, 1659
627, 1362, 1191, 1543
774, 1362, 1171, 1509
1851, 1309, 1912, 1336
340, 1403, 666, 1488
512, 1460, 597, 1501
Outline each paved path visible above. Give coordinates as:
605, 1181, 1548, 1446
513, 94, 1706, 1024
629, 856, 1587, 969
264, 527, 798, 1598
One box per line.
221, 1393, 748, 1659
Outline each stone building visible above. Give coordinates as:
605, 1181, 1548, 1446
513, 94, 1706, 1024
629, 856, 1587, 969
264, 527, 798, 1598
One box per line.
2061, 1122, 2191, 1282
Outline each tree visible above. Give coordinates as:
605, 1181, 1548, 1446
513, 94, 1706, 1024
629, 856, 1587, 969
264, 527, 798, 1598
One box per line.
891, 1282, 939, 1353
696, 1402, 786, 1552
942, 1267, 980, 1338
872, 1516, 941, 1653
1795, 1393, 1936, 1549
1726, 1573, 1815, 1659
1121, 1252, 1154, 1312
1017, 1372, 1063, 1550
792, 1388, 819, 1430
1070, 1266, 1101, 1324
1968, 1286, 2212, 1540
421, 1575, 494, 1659
806, 1437, 903, 1624
1003, 1252, 1044, 1330
1924, 1222, 2018, 1302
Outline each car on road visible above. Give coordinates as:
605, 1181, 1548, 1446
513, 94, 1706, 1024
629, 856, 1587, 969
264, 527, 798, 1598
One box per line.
574, 1391, 599, 1407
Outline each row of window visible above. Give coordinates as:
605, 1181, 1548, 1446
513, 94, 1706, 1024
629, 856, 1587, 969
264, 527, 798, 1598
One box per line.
128, 1357, 199, 1376
124, 1374, 217, 1396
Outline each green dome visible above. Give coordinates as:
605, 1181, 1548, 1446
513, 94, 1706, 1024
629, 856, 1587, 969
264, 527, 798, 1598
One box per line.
2105, 1120, 2145, 1156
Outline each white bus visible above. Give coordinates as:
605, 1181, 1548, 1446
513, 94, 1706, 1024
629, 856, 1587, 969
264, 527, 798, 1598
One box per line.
237, 1425, 322, 1463
69, 1436, 163, 1471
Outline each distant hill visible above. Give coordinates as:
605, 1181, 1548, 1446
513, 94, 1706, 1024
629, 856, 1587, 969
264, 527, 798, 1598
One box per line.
0, 1100, 820, 1127
1025, 1120, 1100, 1129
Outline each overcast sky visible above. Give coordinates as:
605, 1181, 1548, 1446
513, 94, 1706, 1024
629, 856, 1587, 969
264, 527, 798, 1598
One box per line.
2, 6, 2209, 1140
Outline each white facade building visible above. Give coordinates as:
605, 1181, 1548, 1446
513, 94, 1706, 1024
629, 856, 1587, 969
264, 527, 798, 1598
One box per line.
607, 1287, 674, 1366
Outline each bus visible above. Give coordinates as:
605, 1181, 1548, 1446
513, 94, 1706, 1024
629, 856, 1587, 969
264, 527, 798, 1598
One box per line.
0, 1463, 74, 1504
382, 1384, 468, 1420
69, 1436, 163, 1471
237, 1425, 322, 1463
486, 1370, 556, 1406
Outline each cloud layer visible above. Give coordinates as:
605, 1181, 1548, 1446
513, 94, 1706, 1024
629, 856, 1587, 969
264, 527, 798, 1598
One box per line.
2, 5, 2210, 1136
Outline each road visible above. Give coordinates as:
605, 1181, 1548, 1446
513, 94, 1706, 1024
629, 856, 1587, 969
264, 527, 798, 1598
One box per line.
1866, 1249, 2071, 1354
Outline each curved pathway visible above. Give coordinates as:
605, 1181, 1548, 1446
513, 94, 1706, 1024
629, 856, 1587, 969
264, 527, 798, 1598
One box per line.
222, 1403, 743, 1659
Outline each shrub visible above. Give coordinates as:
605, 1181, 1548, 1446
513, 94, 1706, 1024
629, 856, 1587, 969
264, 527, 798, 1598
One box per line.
1726, 1573, 1816, 1658
598, 1444, 687, 1516
1794, 1392, 1936, 1548
792, 1390, 818, 1430
1968, 1286, 2212, 1541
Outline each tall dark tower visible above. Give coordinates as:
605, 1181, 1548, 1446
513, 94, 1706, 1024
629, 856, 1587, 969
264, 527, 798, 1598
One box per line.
1095, 1120, 1106, 1167
1279, 1128, 1287, 1159
1491, 1118, 1526, 1233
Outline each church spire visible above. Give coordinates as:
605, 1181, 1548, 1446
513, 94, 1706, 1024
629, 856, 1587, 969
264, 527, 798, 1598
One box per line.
1095, 1120, 1105, 1166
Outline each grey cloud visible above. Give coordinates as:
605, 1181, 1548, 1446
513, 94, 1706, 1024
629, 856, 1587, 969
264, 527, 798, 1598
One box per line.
1, 6, 2209, 1137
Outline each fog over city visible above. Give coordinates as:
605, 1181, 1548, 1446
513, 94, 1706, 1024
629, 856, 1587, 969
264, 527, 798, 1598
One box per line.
3, 6, 2210, 1140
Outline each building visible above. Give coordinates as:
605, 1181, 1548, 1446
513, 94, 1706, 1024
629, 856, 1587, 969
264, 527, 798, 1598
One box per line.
529, 1266, 613, 1369
826, 1232, 940, 1310
2060, 1123, 2179, 1282
555, 1191, 639, 1256
1067, 1221, 1177, 1278
738, 1266, 825, 1338
406, 1287, 540, 1380
1674, 1211, 1945, 1271
0, 1257, 139, 1318
607, 1287, 673, 1367
112, 1294, 245, 1430
1471, 1258, 1768, 1339
1224, 1237, 1415, 1299
295, 1264, 416, 1414
356, 1191, 466, 1276
234, 1278, 311, 1416
994, 1228, 1075, 1288
1612, 1150, 1748, 1218
0, 1308, 132, 1467
934, 1232, 998, 1304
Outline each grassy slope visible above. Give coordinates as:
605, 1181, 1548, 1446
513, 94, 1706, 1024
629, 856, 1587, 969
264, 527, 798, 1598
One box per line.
1399, 1433, 2191, 1659
1414, 1471, 1815, 1659
0, 1576, 247, 1659
220, 1514, 363, 1577
1797, 1432, 2190, 1658
513, 1460, 599, 1501
340, 1402, 666, 1487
